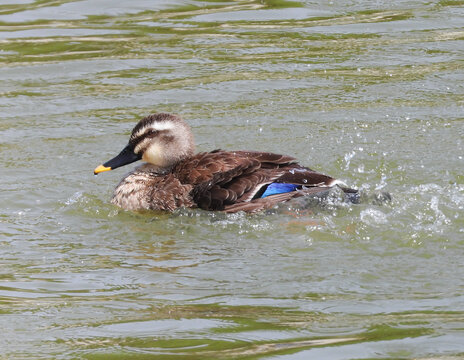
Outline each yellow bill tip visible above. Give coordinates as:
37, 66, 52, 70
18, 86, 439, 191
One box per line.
94, 164, 112, 175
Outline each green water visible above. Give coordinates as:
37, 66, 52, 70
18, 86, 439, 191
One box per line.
1, 0, 464, 359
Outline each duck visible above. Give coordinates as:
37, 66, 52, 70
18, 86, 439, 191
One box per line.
94, 113, 358, 213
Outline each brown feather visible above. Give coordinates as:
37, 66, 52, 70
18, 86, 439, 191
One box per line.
103, 113, 358, 213
276, 164, 336, 186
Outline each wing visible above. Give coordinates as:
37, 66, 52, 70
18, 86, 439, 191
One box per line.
223, 186, 331, 213
174, 150, 298, 211
174, 150, 356, 212
195, 167, 288, 210
275, 164, 338, 186
231, 151, 297, 166
173, 150, 260, 186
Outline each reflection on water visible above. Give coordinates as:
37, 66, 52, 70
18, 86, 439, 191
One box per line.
1, 0, 464, 358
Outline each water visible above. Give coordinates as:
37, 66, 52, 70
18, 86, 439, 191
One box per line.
1, 0, 463, 358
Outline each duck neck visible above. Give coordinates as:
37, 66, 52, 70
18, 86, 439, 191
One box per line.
135, 162, 173, 175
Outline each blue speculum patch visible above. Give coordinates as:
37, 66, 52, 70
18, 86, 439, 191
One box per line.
260, 183, 300, 198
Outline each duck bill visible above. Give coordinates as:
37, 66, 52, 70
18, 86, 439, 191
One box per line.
94, 144, 141, 175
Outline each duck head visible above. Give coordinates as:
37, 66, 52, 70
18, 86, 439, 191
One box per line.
94, 113, 195, 175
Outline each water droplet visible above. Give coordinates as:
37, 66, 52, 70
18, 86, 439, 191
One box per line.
344, 151, 356, 170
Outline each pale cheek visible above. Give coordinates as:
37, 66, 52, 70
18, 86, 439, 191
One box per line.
142, 144, 165, 166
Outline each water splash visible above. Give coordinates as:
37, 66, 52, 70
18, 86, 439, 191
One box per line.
65, 191, 83, 205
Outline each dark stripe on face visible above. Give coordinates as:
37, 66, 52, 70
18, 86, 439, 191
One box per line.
130, 113, 178, 140
130, 129, 158, 149
130, 129, 172, 154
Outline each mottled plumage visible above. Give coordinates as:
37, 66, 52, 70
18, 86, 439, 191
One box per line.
94, 113, 357, 213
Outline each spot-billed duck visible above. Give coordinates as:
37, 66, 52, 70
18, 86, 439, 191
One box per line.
94, 113, 358, 213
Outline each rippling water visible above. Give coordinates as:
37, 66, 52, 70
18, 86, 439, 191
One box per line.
1, 0, 464, 359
